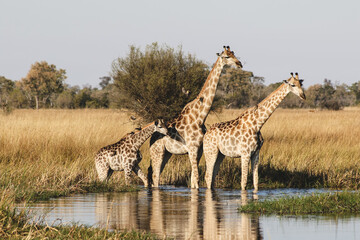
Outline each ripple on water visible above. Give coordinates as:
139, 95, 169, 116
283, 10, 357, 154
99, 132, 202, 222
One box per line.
19, 187, 360, 240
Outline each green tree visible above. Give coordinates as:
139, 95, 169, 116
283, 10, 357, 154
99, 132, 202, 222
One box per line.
304, 84, 322, 108
333, 83, 354, 107
111, 43, 209, 121
99, 76, 112, 89
9, 86, 28, 108
0, 76, 15, 112
73, 86, 92, 108
318, 79, 341, 110
217, 70, 266, 108
54, 85, 79, 109
19, 61, 66, 109
349, 81, 360, 104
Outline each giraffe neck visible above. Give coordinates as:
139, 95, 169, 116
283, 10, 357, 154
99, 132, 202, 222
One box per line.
255, 83, 290, 130
130, 122, 156, 149
197, 57, 225, 121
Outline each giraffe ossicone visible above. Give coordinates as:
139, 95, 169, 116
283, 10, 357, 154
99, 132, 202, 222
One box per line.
150, 46, 242, 189
95, 119, 168, 187
204, 72, 306, 192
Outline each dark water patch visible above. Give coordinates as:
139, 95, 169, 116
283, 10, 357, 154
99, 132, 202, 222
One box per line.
19, 187, 360, 239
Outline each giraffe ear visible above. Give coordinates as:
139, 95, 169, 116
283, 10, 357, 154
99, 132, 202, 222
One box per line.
283, 80, 288, 84
299, 79, 304, 84
216, 53, 220, 56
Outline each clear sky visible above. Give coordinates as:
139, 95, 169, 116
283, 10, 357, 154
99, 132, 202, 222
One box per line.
1, 0, 359, 88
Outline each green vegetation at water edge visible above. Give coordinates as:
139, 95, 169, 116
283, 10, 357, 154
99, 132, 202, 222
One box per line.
0, 192, 166, 239
239, 191, 360, 215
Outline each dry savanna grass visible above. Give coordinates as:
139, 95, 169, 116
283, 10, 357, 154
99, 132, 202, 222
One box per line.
1, 108, 359, 204
0, 109, 140, 202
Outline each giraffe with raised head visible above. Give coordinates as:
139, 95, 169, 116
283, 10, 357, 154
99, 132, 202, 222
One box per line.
204, 72, 306, 192
149, 46, 243, 188
95, 119, 168, 187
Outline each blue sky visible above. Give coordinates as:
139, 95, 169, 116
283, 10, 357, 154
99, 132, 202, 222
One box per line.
1, 0, 359, 88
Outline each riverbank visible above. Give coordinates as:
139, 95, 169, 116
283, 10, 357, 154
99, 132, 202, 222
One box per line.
239, 191, 360, 214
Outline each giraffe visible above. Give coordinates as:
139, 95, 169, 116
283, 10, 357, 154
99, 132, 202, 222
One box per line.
95, 119, 168, 187
149, 46, 242, 188
204, 72, 306, 192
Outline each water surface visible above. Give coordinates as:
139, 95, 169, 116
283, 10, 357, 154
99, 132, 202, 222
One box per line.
22, 187, 360, 239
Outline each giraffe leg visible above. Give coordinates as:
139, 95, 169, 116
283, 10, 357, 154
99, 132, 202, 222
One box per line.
132, 152, 148, 187
133, 165, 148, 187
106, 168, 114, 182
205, 152, 216, 189
150, 139, 164, 188
251, 132, 264, 193
212, 153, 225, 188
188, 146, 200, 189
205, 150, 224, 189
124, 166, 132, 185
150, 139, 172, 187
241, 153, 251, 191
95, 157, 111, 182
204, 137, 218, 189
251, 149, 260, 193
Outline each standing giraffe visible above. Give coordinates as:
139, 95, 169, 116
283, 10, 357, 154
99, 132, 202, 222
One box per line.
150, 46, 242, 188
95, 119, 168, 187
204, 72, 306, 191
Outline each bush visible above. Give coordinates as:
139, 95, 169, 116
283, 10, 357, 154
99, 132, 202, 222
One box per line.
111, 43, 209, 122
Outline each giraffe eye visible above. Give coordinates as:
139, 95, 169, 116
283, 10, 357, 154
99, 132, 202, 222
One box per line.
225, 56, 230, 59
290, 84, 296, 87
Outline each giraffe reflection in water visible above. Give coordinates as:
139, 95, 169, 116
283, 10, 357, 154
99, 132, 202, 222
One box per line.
94, 188, 262, 239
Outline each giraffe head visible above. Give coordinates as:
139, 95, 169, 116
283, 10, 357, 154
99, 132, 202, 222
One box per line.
217, 46, 242, 68
284, 72, 306, 100
154, 119, 168, 135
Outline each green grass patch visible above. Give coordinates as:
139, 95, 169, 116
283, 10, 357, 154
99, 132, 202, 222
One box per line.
239, 191, 360, 215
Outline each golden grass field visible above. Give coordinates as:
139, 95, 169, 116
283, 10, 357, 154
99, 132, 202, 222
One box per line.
1, 108, 360, 203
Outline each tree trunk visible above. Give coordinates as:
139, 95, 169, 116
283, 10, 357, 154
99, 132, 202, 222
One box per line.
35, 95, 39, 109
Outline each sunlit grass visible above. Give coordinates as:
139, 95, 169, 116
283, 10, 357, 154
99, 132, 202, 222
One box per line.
0, 109, 141, 203
0, 107, 359, 204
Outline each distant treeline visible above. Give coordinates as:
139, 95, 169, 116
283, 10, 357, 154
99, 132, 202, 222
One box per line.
1, 43, 360, 118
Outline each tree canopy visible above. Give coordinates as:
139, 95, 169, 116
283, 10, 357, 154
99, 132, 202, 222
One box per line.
111, 43, 209, 122
19, 61, 66, 109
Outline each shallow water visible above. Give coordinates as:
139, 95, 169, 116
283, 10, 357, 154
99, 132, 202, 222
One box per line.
21, 187, 360, 239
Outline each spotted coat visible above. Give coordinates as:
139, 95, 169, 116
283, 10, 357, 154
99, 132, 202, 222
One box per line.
95, 120, 167, 186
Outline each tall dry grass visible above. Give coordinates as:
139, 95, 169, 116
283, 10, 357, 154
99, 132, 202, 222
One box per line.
206, 108, 360, 189
0, 109, 139, 202
1, 108, 359, 203
259, 108, 360, 188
